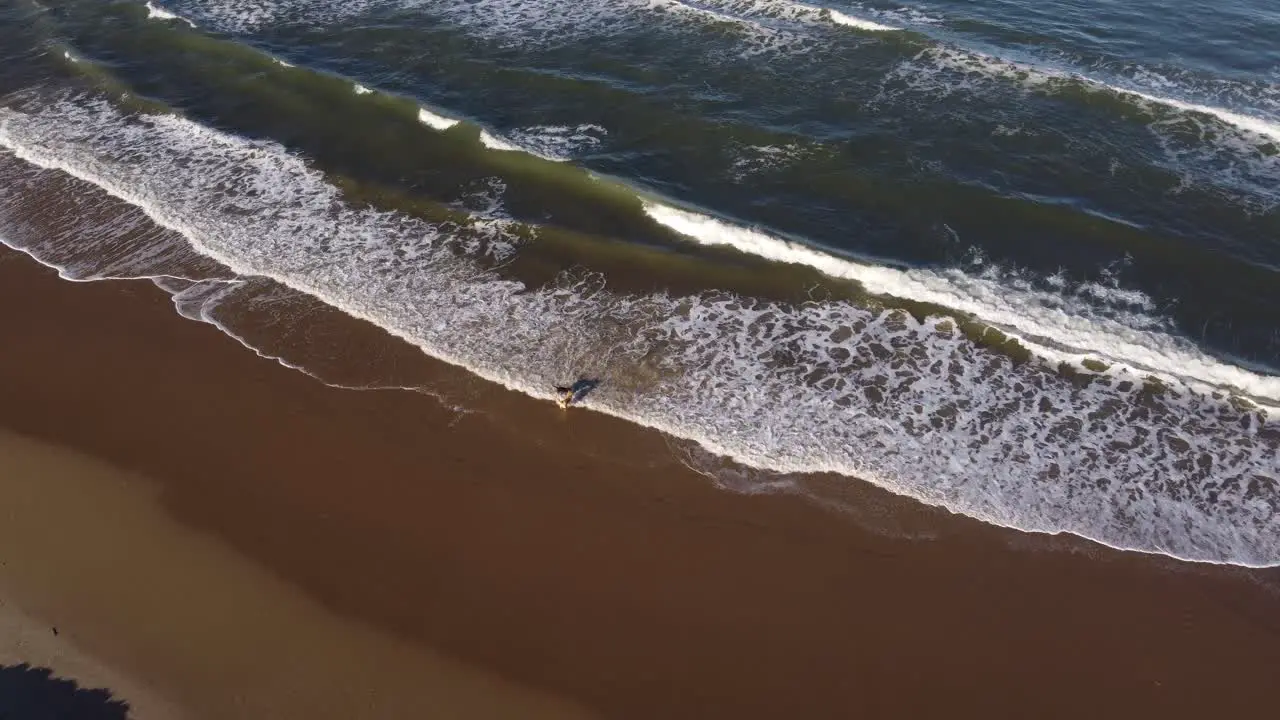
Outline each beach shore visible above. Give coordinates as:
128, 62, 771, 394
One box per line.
1, 245, 1279, 719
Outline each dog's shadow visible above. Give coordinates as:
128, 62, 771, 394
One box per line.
0, 663, 130, 719
554, 378, 600, 405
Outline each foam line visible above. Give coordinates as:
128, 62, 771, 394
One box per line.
661, 0, 900, 32
904, 45, 1280, 153
478, 129, 521, 153
417, 107, 459, 130
642, 202, 1280, 405
503, 125, 608, 161
892, 44, 1280, 206
145, 1, 196, 28
826, 8, 897, 31
1104, 84, 1280, 144
226, 0, 801, 54
479, 129, 569, 162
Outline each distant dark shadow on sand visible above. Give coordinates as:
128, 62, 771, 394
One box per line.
0, 664, 130, 720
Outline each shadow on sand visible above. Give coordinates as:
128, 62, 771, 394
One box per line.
553, 378, 600, 406
0, 664, 130, 720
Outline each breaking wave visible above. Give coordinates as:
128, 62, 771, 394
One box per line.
883, 45, 1280, 207
145, 1, 196, 27
417, 106, 459, 130
642, 203, 1280, 403
503, 125, 608, 161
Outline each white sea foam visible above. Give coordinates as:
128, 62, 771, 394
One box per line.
417, 107, 459, 130
170, 0, 804, 54
428, 112, 592, 170
163, 0, 292, 32
451, 176, 525, 264
145, 1, 197, 28
352, 83, 372, 95
642, 0, 902, 32
908, 46, 1280, 146
704, 0, 901, 32
503, 125, 607, 161
1, 96, 1277, 566
0, 150, 228, 281
1118, 87, 1280, 145
727, 142, 814, 180
826, 9, 895, 32
478, 128, 582, 162
158, 0, 910, 62
887, 45, 1280, 206
641, 202, 1280, 404
478, 130, 525, 154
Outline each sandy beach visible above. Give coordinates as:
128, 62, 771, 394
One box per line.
2, 244, 1280, 719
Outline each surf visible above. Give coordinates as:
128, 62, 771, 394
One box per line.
144, 0, 196, 28
160, 0, 1278, 209
884, 44, 1280, 205
38, 23, 1280, 402
2, 95, 1276, 566
641, 202, 1280, 407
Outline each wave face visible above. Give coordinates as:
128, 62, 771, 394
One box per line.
642, 204, 1280, 405
2, 96, 1277, 565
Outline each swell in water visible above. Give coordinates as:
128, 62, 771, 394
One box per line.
1, 95, 1276, 566
156, 0, 902, 44
145, 0, 196, 28
416, 106, 459, 130
642, 203, 1280, 404
475, 124, 608, 162
153, 0, 1280, 208
881, 45, 1280, 208
58, 17, 1280, 405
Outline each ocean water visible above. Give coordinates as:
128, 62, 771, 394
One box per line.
0, 0, 1277, 564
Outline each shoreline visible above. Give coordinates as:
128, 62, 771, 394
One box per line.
3, 246, 1280, 718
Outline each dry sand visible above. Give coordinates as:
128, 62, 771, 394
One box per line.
2, 246, 1280, 719
0, 428, 595, 719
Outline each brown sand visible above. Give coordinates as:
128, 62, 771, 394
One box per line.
2, 246, 1280, 719
0, 428, 594, 719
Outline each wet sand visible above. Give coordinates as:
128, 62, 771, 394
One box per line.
2, 246, 1280, 719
